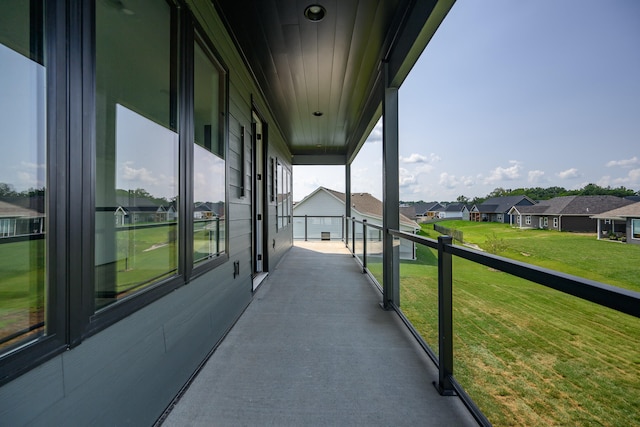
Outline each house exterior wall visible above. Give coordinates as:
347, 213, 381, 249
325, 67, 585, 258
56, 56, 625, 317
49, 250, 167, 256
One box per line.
559, 216, 598, 232
0, 3, 293, 425
292, 191, 345, 240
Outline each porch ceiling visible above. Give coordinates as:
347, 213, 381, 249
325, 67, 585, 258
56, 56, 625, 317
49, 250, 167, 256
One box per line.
212, 0, 454, 165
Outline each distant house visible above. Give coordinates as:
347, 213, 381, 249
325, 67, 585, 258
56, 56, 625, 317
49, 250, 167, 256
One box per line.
471, 196, 535, 223
115, 195, 175, 225
439, 203, 470, 220
591, 201, 640, 245
509, 195, 634, 232
0, 200, 45, 238
412, 201, 443, 221
293, 187, 420, 259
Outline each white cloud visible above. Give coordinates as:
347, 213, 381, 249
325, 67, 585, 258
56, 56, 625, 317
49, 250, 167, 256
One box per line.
610, 168, 640, 187
364, 121, 383, 144
528, 170, 545, 183
483, 160, 522, 184
605, 156, 639, 168
557, 168, 580, 179
399, 153, 441, 164
439, 172, 458, 189
399, 168, 417, 187
121, 162, 158, 185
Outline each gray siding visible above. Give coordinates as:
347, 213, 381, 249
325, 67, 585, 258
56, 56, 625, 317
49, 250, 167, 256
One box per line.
1, 2, 293, 426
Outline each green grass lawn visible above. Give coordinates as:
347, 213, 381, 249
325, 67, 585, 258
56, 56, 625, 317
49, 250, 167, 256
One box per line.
369, 221, 640, 426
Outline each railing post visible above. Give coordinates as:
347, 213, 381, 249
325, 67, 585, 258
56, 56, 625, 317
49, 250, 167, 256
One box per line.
351, 217, 356, 256
362, 219, 367, 272
345, 216, 349, 247
341, 215, 345, 241
437, 235, 455, 396
304, 215, 308, 241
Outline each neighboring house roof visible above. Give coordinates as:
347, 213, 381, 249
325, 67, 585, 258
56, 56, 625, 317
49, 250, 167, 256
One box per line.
442, 203, 468, 213
296, 187, 419, 229
0, 200, 41, 218
591, 201, 640, 220
399, 205, 416, 219
474, 196, 536, 214
512, 195, 633, 216
624, 195, 640, 202
413, 201, 441, 215
115, 194, 179, 213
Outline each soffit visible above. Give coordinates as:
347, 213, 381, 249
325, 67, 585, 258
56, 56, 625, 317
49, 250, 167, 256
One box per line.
212, 0, 454, 164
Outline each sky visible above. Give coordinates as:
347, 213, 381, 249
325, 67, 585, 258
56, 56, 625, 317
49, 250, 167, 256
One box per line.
293, 0, 640, 203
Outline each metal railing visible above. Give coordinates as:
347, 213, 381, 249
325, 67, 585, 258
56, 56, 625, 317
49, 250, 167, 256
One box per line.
342, 217, 640, 426
292, 215, 345, 241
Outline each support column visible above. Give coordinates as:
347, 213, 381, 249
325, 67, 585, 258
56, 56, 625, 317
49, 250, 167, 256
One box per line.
382, 62, 400, 309
345, 163, 352, 244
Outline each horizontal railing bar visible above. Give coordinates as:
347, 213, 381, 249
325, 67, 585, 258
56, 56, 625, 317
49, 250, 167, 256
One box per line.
390, 229, 640, 318
292, 215, 345, 218
352, 219, 384, 231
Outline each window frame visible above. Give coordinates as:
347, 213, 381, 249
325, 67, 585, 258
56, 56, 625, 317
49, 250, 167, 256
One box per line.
632, 219, 640, 240
0, 0, 68, 386
190, 26, 230, 277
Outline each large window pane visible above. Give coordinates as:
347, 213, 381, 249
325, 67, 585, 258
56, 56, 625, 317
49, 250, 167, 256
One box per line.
0, 1, 47, 351
193, 39, 226, 265
95, 0, 178, 310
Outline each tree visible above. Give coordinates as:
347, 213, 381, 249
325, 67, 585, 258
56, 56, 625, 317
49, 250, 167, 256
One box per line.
456, 195, 469, 204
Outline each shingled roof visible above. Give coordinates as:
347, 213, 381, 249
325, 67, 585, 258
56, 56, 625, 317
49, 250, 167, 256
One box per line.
474, 196, 535, 213
591, 201, 640, 220
322, 188, 418, 229
514, 195, 633, 216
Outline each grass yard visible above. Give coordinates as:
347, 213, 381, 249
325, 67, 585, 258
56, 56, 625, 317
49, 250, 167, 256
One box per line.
367, 221, 640, 426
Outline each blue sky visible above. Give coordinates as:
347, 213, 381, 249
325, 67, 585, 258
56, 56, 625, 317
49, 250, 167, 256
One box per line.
294, 0, 640, 202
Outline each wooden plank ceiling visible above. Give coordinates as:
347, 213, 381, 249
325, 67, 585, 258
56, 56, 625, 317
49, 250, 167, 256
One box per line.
213, 0, 453, 164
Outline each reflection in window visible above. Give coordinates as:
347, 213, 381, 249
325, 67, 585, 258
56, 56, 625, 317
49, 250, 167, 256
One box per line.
0, 1, 47, 352
95, 0, 178, 310
193, 38, 226, 265
633, 219, 640, 240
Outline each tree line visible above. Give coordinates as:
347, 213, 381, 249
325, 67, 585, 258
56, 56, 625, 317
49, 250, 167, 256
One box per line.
402, 183, 639, 206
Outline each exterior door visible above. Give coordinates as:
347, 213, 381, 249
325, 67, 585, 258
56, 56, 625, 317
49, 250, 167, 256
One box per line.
252, 112, 264, 276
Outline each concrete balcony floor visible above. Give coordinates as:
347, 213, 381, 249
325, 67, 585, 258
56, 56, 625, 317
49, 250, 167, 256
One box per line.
159, 240, 478, 426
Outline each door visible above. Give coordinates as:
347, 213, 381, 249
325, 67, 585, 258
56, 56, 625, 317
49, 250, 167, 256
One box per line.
252, 112, 265, 278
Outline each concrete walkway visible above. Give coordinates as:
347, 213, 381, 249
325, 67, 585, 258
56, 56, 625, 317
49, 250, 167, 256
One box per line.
160, 241, 478, 426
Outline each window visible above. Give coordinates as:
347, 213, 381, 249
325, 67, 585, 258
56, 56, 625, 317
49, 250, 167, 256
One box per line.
543, 217, 548, 227
525, 215, 531, 225
94, 0, 179, 310
277, 164, 291, 229
632, 219, 640, 240
0, 0, 47, 352
276, 160, 282, 229
604, 219, 611, 225
553, 217, 558, 228
193, 36, 227, 265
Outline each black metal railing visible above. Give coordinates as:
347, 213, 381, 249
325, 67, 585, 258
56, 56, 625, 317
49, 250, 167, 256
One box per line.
341, 217, 640, 426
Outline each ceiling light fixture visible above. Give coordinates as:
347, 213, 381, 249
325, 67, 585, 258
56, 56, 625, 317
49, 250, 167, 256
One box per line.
312, 111, 323, 117
304, 4, 326, 22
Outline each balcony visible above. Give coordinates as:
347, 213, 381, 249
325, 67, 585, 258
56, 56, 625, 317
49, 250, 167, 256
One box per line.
159, 215, 640, 426
158, 240, 478, 426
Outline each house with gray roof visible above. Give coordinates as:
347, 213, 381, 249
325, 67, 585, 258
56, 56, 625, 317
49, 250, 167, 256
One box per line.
591, 201, 640, 245
439, 203, 470, 220
411, 201, 443, 220
508, 195, 634, 232
470, 195, 535, 223
293, 187, 420, 259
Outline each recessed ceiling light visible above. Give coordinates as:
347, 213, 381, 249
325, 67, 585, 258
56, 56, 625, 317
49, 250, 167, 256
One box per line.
304, 4, 326, 22
312, 111, 323, 117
